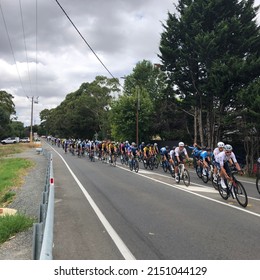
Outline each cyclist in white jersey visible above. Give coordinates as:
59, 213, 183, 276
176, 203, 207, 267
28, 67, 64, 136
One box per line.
174, 142, 190, 182
214, 144, 243, 189
213, 141, 225, 182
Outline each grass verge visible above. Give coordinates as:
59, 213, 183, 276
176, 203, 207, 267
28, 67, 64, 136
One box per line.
0, 214, 35, 244
0, 144, 36, 244
0, 158, 34, 206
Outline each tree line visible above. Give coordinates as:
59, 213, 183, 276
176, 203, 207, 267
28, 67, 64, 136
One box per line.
1, 0, 259, 173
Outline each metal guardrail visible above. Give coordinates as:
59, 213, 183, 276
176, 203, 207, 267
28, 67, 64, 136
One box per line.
32, 151, 55, 260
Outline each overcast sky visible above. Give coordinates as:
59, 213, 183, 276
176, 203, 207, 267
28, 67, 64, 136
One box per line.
0, 0, 259, 127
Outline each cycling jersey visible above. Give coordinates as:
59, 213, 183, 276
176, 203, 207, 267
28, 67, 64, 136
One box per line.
200, 151, 213, 160
215, 151, 237, 167
174, 147, 188, 157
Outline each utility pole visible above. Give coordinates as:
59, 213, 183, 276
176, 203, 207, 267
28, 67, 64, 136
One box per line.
27, 96, 39, 143
121, 76, 140, 146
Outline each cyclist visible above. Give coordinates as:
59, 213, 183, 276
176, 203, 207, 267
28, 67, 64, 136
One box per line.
200, 147, 213, 176
174, 142, 191, 182
188, 143, 202, 168
108, 141, 117, 164
213, 141, 225, 182
214, 144, 243, 189
129, 142, 138, 166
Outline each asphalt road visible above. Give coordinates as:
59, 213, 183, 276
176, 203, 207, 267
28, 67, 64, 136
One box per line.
43, 142, 260, 260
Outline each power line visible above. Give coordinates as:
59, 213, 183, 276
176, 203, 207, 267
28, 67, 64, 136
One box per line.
19, 0, 33, 95
35, 0, 38, 96
54, 0, 121, 84
0, 0, 27, 96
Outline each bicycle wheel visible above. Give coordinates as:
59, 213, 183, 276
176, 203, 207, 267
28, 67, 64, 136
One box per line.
196, 165, 202, 178
154, 157, 159, 169
175, 171, 181, 184
234, 181, 248, 207
169, 164, 175, 178
143, 159, 148, 169
201, 170, 209, 184
256, 176, 260, 195
129, 161, 133, 171
218, 179, 228, 200
183, 169, 190, 186
148, 158, 154, 170
212, 175, 219, 190
162, 161, 168, 172
113, 156, 117, 166
134, 160, 139, 173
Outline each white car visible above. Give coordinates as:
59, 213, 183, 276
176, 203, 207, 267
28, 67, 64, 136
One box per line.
1, 137, 20, 144
20, 137, 30, 143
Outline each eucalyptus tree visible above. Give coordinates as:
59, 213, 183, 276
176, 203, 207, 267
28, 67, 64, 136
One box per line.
159, 0, 260, 150
0, 90, 16, 138
39, 76, 120, 139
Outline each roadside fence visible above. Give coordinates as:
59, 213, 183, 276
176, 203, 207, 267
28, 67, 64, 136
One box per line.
32, 151, 55, 260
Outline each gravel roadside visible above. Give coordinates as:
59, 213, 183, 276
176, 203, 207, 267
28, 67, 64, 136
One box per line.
0, 147, 48, 260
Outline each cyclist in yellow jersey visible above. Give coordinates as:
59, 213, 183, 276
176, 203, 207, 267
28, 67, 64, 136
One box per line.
143, 144, 150, 159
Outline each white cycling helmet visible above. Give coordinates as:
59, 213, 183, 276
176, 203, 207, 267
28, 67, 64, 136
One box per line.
224, 144, 233, 151
217, 141, 225, 148
179, 141, 185, 147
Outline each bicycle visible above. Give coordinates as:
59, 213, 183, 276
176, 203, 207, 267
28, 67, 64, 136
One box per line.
120, 154, 128, 165
147, 155, 159, 170
201, 163, 213, 184
110, 153, 117, 167
89, 150, 95, 162
129, 156, 139, 173
162, 159, 175, 177
175, 163, 190, 186
195, 159, 203, 179
217, 170, 248, 207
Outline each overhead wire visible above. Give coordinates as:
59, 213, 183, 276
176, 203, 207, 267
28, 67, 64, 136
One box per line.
19, 0, 33, 96
35, 0, 38, 96
54, 0, 123, 88
0, 0, 27, 96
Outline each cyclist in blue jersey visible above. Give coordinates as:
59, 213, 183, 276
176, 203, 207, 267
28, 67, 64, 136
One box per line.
188, 143, 202, 168
200, 147, 213, 176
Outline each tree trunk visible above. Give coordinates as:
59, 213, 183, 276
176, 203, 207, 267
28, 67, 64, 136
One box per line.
194, 106, 198, 143
198, 107, 204, 146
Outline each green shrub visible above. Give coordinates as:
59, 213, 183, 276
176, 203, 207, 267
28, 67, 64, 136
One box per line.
0, 213, 34, 244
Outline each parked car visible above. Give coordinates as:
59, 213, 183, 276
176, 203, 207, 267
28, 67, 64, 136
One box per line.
1, 137, 20, 144
20, 137, 30, 143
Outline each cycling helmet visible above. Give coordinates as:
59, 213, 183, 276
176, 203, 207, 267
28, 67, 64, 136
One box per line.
224, 144, 233, 151
257, 157, 260, 164
217, 141, 225, 148
131, 142, 136, 146
165, 146, 169, 150
154, 143, 157, 146
179, 142, 185, 147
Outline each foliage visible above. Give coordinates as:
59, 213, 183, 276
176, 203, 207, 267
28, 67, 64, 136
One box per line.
0, 144, 25, 157
39, 76, 120, 139
158, 0, 260, 169
159, 0, 260, 145
110, 86, 154, 142
0, 158, 33, 196
0, 214, 34, 244
0, 90, 16, 139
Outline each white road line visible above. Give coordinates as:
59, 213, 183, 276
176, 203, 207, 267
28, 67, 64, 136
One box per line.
50, 146, 136, 260
116, 164, 260, 218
